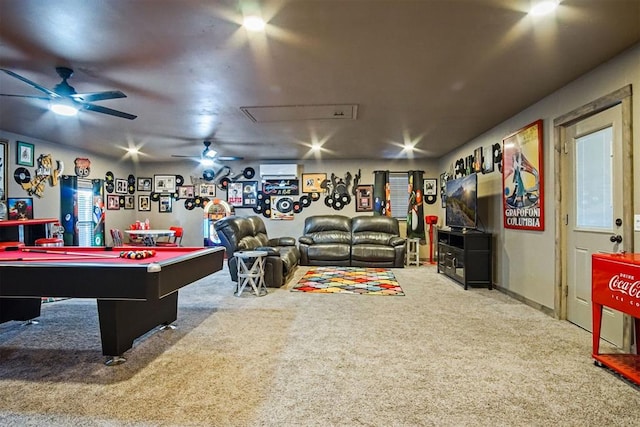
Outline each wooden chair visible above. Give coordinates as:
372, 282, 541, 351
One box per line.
156, 226, 183, 247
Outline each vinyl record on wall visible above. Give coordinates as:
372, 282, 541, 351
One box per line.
276, 197, 293, 213
175, 175, 184, 186
14, 167, 31, 184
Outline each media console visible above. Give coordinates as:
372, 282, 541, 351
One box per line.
437, 229, 492, 290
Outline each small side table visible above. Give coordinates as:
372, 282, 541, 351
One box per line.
406, 238, 421, 266
234, 250, 268, 296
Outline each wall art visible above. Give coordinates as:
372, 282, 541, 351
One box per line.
502, 119, 544, 231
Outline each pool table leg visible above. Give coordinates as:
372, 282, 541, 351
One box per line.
96, 292, 179, 364
0, 298, 42, 323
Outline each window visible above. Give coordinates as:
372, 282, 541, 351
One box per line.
388, 172, 409, 220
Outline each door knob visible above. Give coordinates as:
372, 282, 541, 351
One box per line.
610, 234, 623, 243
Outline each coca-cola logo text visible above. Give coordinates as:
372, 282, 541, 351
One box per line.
608, 273, 640, 299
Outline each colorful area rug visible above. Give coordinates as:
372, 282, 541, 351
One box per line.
292, 266, 404, 296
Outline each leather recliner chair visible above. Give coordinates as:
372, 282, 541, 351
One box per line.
214, 215, 300, 287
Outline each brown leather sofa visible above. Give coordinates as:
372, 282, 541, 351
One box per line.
214, 215, 300, 287
298, 215, 406, 267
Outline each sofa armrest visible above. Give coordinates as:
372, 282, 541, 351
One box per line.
268, 236, 296, 246
298, 235, 314, 245
256, 246, 281, 256
389, 236, 406, 247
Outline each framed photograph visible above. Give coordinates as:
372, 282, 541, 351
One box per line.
124, 195, 135, 210
107, 194, 120, 210
355, 185, 373, 212
197, 183, 216, 197
137, 177, 152, 192
115, 178, 128, 194
154, 175, 176, 193
473, 147, 483, 173
439, 172, 447, 208
138, 195, 151, 211
0, 139, 7, 202
17, 141, 34, 167
177, 185, 194, 199
423, 178, 437, 196
159, 194, 172, 212
7, 197, 33, 220
502, 119, 544, 231
302, 173, 327, 193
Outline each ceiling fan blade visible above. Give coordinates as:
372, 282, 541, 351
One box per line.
0, 94, 49, 100
217, 156, 244, 161
171, 154, 200, 159
83, 102, 137, 120
0, 68, 59, 98
70, 91, 127, 103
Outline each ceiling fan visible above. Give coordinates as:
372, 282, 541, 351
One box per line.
0, 67, 137, 120
171, 140, 244, 162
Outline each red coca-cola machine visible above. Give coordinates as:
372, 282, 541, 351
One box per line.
591, 253, 640, 385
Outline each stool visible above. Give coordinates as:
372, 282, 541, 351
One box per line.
234, 250, 268, 297
0, 241, 25, 251
35, 238, 64, 247
406, 238, 420, 266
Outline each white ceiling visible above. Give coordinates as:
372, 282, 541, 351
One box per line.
0, 0, 639, 164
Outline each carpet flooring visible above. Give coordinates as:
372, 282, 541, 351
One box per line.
291, 266, 405, 295
1, 263, 639, 426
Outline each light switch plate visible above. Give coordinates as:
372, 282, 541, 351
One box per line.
635, 214, 640, 231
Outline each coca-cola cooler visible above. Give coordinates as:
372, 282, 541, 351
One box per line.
591, 253, 640, 385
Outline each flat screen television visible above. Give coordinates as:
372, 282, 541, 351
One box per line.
445, 174, 478, 231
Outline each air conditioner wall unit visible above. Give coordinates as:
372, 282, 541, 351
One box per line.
259, 164, 299, 178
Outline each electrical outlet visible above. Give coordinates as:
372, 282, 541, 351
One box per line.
635, 214, 640, 231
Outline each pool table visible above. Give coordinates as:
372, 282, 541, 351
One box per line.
0, 246, 225, 364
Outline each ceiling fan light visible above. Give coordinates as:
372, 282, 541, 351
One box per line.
200, 158, 215, 166
50, 102, 78, 116
204, 148, 218, 158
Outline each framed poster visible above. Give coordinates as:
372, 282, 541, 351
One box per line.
423, 178, 438, 205
107, 194, 120, 210
7, 197, 33, 220
241, 181, 258, 207
0, 139, 7, 202
227, 182, 243, 207
138, 195, 151, 211
154, 175, 176, 193
16, 141, 34, 167
439, 173, 447, 208
502, 119, 544, 231
302, 173, 326, 193
177, 185, 194, 199
197, 183, 216, 197
137, 177, 152, 191
355, 185, 373, 212
159, 194, 172, 212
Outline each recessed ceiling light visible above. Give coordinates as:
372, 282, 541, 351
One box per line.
243, 16, 265, 32
530, 1, 559, 16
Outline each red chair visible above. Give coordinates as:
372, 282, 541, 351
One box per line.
156, 226, 183, 247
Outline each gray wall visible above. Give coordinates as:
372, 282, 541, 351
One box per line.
438, 42, 640, 311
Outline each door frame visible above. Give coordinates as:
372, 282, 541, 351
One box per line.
553, 85, 634, 350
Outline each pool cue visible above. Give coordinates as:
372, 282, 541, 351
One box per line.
21, 248, 122, 259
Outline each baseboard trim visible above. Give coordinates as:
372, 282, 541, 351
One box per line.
493, 285, 556, 318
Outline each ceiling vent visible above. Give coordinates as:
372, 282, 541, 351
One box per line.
241, 104, 358, 123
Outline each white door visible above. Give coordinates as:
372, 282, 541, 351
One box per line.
565, 104, 624, 347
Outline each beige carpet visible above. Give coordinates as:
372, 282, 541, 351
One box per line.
0, 263, 639, 426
